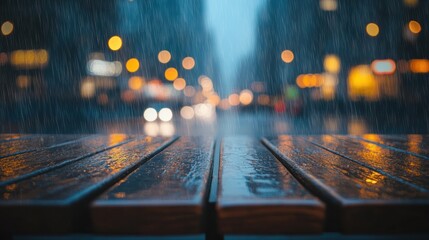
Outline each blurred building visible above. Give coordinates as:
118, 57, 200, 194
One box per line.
251, 0, 429, 105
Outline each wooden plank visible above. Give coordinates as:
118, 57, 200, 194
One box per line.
91, 137, 214, 235
218, 137, 325, 234
0, 134, 85, 158
0, 134, 29, 142
0, 134, 132, 186
0, 136, 176, 234
263, 136, 429, 233
359, 134, 429, 159
307, 135, 429, 191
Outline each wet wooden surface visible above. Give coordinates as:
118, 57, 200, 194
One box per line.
0, 134, 428, 236
263, 135, 429, 233
0, 136, 175, 234
217, 137, 325, 234
92, 137, 214, 235
0, 134, 132, 186
307, 135, 429, 191
0, 135, 84, 158
359, 134, 429, 159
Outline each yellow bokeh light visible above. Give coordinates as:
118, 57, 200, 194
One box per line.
408, 20, 422, 34
128, 76, 144, 90
108, 36, 123, 51
173, 78, 186, 90
1, 21, 14, 36
366, 23, 379, 37
165, 67, 178, 81
324, 55, 341, 74
348, 65, 379, 101
182, 56, 195, 70
126, 58, 140, 73
158, 50, 171, 64
281, 50, 294, 63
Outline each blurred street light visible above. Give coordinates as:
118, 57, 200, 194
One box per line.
108, 36, 122, 51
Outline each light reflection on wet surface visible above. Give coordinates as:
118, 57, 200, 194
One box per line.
266, 136, 429, 200
98, 137, 213, 201
0, 136, 170, 201
307, 135, 429, 191
220, 137, 316, 201
0, 134, 131, 183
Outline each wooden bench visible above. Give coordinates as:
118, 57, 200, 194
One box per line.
0, 134, 428, 238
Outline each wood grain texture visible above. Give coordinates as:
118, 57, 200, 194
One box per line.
358, 134, 429, 159
0, 134, 132, 186
218, 137, 325, 234
307, 135, 429, 191
0, 136, 175, 234
0, 134, 84, 158
91, 137, 214, 235
263, 135, 429, 233
0, 134, 30, 142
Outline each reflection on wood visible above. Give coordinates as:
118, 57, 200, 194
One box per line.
263, 135, 429, 233
0, 136, 175, 234
0, 134, 131, 185
218, 137, 324, 234
92, 137, 214, 234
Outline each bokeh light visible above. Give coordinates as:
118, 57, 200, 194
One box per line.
108, 36, 122, 51
126, 58, 140, 73
239, 89, 254, 105
144, 108, 157, 122
281, 50, 294, 63
128, 76, 145, 90
324, 55, 341, 74
182, 56, 195, 70
228, 93, 240, 106
366, 23, 379, 37
408, 20, 422, 34
180, 106, 194, 120
173, 78, 186, 90
1, 21, 14, 36
158, 50, 171, 64
165, 67, 178, 81
159, 108, 173, 122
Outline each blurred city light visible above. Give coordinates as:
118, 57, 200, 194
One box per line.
143, 108, 158, 122
323, 55, 341, 74
182, 56, 195, 70
320, 0, 337, 11
228, 93, 240, 106
180, 106, 195, 120
80, 79, 96, 98
408, 20, 422, 34
183, 86, 196, 97
158, 50, 171, 64
281, 50, 294, 63
125, 58, 140, 73
348, 65, 378, 101
366, 23, 379, 37
239, 89, 253, 105
10, 49, 49, 69
87, 60, 122, 77
16, 75, 30, 89
128, 76, 145, 90
165, 67, 178, 81
1, 21, 13, 36
371, 59, 396, 75
107, 36, 122, 51
159, 108, 173, 122
173, 77, 186, 90
409, 59, 429, 73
